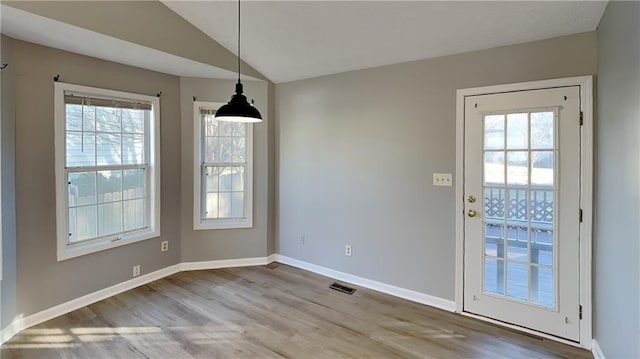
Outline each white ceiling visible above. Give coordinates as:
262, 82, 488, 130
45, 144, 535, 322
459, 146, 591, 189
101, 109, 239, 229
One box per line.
163, 1, 607, 84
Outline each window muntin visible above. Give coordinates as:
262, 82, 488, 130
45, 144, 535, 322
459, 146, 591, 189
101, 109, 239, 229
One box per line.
55, 83, 160, 260
194, 103, 253, 229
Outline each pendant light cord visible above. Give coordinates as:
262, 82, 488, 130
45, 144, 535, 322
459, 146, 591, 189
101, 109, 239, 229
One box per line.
237, 0, 241, 84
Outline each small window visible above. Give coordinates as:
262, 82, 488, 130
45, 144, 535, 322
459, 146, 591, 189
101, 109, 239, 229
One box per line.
194, 102, 253, 229
54, 83, 160, 261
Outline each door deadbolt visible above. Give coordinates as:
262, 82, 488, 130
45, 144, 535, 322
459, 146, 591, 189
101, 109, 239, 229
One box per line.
467, 195, 476, 203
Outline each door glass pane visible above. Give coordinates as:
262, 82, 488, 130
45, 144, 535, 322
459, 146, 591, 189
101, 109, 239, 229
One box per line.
507, 151, 528, 186
531, 112, 554, 149
484, 115, 505, 150
507, 189, 528, 221
484, 152, 504, 185
531, 228, 553, 266
484, 188, 504, 220
485, 223, 503, 258
532, 266, 554, 307
531, 190, 554, 224
531, 152, 554, 187
507, 262, 529, 301
506, 225, 529, 262
484, 258, 505, 295
506, 113, 528, 149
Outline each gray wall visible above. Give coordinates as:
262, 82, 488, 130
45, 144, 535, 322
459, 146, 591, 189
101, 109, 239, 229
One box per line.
276, 32, 597, 300
3, 1, 266, 81
179, 78, 271, 262
1, 34, 17, 330
595, 2, 640, 358
13, 39, 182, 317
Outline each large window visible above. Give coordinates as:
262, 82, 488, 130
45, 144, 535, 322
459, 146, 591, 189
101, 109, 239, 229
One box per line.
194, 102, 253, 229
55, 83, 160, 261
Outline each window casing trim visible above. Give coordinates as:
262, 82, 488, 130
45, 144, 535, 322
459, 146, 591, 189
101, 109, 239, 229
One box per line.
54, 83, 161, 261
193, 101, 253, 230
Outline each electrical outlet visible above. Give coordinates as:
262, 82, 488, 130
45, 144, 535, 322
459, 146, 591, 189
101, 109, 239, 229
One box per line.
345, 245, 352, 256
132, 265, 141, 277
299, 234, 305, 244
433, 173, 453, 187
161, 241, 169, 252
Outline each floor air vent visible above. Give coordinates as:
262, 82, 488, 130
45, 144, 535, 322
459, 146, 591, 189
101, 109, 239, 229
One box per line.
329, 282, 356, 295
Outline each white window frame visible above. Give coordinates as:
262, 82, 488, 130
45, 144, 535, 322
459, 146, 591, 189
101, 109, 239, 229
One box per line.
54, 83, 161, 261
193, 101, 253, 230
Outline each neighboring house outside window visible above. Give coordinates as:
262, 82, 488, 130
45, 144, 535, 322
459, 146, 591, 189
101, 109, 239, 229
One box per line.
54, 83, 160, 261
193, 102, 253, 230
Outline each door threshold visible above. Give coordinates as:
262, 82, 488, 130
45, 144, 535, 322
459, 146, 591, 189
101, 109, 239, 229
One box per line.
459, 311, 588, 349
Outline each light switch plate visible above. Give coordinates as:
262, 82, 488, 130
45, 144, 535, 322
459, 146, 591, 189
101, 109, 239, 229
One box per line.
433, 173, 453, 186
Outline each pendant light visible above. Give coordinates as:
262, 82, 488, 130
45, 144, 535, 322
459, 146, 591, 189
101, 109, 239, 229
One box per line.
215, 0, 262, 123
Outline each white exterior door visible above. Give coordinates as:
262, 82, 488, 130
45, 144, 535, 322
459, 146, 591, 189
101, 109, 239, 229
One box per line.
463, 86, 581, 341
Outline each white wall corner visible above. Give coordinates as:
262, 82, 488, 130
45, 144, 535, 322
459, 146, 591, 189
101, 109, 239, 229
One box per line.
591, 339, 606, 359
274, 254, 456, 313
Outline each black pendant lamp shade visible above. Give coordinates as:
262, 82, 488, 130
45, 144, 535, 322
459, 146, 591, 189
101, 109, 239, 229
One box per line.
215, 0, 263, 123
215, 82, 262, 123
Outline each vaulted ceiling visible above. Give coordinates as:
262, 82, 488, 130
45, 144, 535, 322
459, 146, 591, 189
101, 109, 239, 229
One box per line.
163, 1, 607, 83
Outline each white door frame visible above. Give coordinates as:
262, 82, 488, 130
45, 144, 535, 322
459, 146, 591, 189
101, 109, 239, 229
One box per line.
454, 76, 593, 349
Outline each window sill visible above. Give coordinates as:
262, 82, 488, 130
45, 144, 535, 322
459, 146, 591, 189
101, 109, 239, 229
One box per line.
57, 228, 160, 262
194, 219, 253, 231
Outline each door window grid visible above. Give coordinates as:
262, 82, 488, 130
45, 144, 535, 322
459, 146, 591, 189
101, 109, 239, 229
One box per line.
482, 110, 558, 308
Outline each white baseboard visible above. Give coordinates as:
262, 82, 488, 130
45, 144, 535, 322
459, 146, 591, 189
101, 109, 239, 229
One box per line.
3, 253, 455, 345
592, 339, 606, 359
274, 254, 456, 312
181, 256, 272, 271
1, 316, 23, 344
22, 264, 181, 333
1, 256, 278, 345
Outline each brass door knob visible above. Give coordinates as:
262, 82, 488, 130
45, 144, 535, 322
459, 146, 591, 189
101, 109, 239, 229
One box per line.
468, 209, 477, 218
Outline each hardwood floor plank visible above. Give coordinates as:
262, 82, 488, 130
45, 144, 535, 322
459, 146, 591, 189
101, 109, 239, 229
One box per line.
2, 263, 593, 358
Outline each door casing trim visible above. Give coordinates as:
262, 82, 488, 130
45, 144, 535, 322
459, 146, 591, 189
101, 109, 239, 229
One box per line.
454, 76, 593, 349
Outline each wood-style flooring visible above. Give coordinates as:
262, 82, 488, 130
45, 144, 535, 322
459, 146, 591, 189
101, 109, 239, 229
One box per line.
2, 263, 593, 358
